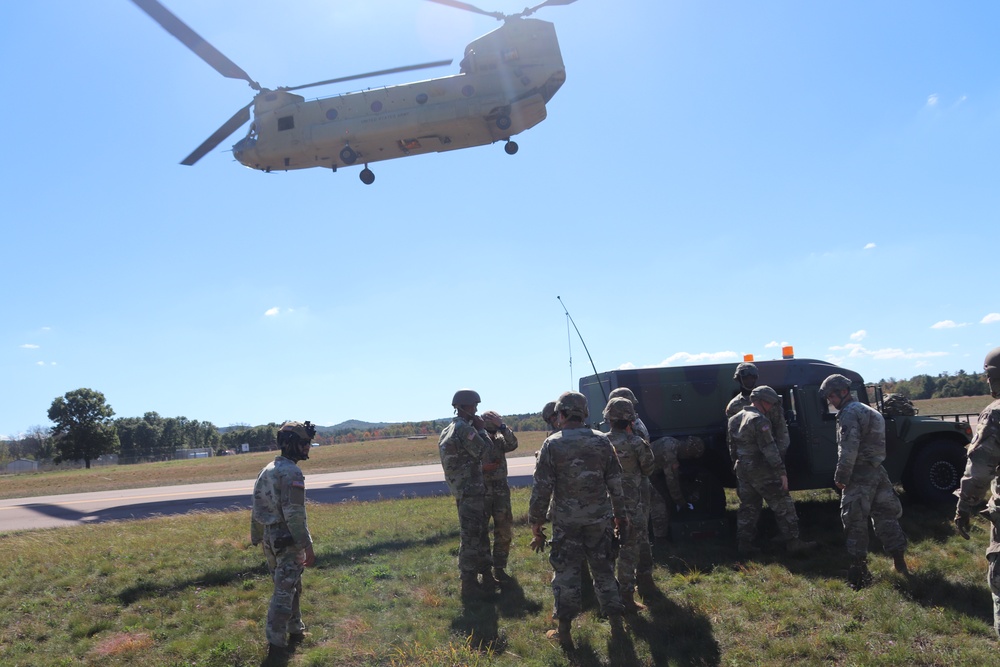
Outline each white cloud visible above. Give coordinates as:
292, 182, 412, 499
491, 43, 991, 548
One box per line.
264, 307, 280, 317
616, 362, 636, 370
982, 313, 1000, 324
765, 341, 780, 349
863, 243, 876, 250
19, 344, 39, 349
931, 320, 968, 329
850, 330, 867, 342
927, 93, 939, 106
36, 361, 45, 366
826, 343, 948, 365
658, 351, 738, 366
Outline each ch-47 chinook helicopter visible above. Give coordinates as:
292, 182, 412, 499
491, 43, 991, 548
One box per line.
132, 0, 575, 184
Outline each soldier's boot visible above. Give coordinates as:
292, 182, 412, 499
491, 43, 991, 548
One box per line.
621, 588, 646, 615
461, 573, 482, 599
480, 569, 501, 592
265, 643, 287, 664
738, 539, 761, 557
493, 567, 511, 584
609, 614, 628, 642
847, 557, 873, 590
785, 537, 818, 554
288, 631, 309, 647
890, 549, 911, 576
545, 618, 574, 651
635, 571, 657, 600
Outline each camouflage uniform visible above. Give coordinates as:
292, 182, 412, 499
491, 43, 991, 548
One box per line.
439, 416, 493, 576
726, 393, 790, 459
728, 406, 802, 545
483, 424, 519, 571
833, 398, 907, 560
607, 429, 655, 595
955, 398, 1000, 635
251, 456, 312, 648
529, 426, 627, 620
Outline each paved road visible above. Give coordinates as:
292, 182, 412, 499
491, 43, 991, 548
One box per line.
0, 455, 539, 533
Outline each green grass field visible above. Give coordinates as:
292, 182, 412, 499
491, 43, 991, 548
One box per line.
2, 486, 999, 666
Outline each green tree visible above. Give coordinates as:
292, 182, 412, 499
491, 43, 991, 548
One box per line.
48, 388, 120, 469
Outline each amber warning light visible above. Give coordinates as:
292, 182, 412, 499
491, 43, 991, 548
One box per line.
743, 354, 754, 362
782, 346, 795, 359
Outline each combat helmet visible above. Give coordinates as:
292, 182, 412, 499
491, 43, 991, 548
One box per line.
734, 362, 759, 381
541, 401, 558, 423
603, 396, 637, 422
677, 436, 706, 460
451, 389, 481, 407
277, 420, 316, 462
608, 387, 639, 406
555, 391, 589, 420
750, 385, 781, 406
984, 347, 1000, 397
819, 374, 852, 398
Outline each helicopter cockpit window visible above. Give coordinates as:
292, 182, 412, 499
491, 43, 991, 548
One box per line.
277, 116, 294, 132
460, 48, 475, 74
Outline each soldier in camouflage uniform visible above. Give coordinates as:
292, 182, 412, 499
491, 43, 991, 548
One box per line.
251, 421, 317, 659
439, 389, 496, 598
954, 347, 1000, 636
607, 387, 657, 593
530, 391, 628, 650
820, 374, 909, 588
649, 435, 705, 535
726, 362, 790, 459
481, 409, 519, 583
603, 397, 656, 613
729, 386, 815, 556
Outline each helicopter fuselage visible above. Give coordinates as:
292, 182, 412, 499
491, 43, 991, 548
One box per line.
232, 18, 565, 173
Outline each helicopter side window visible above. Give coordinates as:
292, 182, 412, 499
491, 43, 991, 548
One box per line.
460, 48, 476, 74
277, 116, 294, 131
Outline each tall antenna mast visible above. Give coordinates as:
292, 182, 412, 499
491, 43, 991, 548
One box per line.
557, 296, 607, 403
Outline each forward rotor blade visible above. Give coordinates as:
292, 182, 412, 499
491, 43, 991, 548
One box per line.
282, 60, 453, 92
131, 0, 260, 90
424, 0, 504, 20
523, 0, 578, 17
181, 102, 252, 166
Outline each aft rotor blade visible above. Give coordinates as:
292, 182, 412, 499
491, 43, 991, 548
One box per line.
131, 0, 261, 90
424, 0, 504, 20
181, 102, 252, 166
282, 60, 453, 92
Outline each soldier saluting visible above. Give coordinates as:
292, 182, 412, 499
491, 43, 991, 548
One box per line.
251, 420, 317, 660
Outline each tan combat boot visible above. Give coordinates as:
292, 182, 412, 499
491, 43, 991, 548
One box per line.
786, 537, 818, 554
847, 557, 873, 590
546, 618, 574, 651
890, 549, 910, 576
621, 589, 646, 615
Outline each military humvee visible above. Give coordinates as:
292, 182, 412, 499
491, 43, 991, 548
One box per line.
579, 358, 974, 521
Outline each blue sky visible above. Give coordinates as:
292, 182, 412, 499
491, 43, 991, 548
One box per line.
3, 1, 998, 438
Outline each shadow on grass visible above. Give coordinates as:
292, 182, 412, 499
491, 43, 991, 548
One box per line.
451, 595, 506, 655
495, 575, 544, 619
904, 570, 994, 624
116, 531, 460, 605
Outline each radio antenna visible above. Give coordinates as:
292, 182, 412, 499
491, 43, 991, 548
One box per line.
557, 296, 607, 403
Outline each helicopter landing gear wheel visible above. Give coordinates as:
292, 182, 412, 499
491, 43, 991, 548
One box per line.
496, 114, 511, 130
359, 166, 375, 185
504, 140, 518, 155
340, 146, 358, 165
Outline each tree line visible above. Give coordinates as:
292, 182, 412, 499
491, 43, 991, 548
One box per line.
878, 370, 991, 400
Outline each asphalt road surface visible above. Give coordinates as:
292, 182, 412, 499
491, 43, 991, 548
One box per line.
0, 455, 539, 533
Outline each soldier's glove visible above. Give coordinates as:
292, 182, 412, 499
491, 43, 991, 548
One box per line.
955, 510, 972, 540
530, 527, 548, 553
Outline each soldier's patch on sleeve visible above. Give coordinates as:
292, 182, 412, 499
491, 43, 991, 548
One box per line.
292, 480, 305, 489
761, 423, 771, 432
467, 431, 476, 440
290, 480, 306, 505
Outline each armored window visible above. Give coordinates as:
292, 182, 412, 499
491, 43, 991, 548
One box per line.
278, 116, 294, 131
